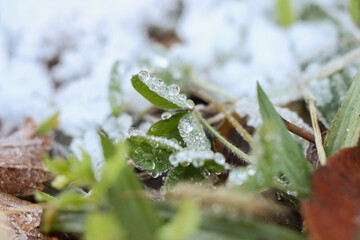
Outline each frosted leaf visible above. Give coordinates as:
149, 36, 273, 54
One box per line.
0, 192, 46, 239
178, 113, 211, 150
134, 71, 193, 110
169, 149, 228, 171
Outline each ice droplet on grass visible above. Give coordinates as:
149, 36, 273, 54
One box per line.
161, 111, 172, 120
138, 70, 150, 82
136, 71, 193, 109
128, 128, 145, 137
168, 84, 180, 95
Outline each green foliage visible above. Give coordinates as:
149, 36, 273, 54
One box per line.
98, 128, 116, 159
349, 0, 360, 27
166, 165, 207, 186
103, 143, 163, 240
275, 0, 295, 27
158, 199, 201, 240
85, 212, 125, 240
325, 68, 360, 156
131, 74, 191, 110
36, 112, 59, 135
257, 84, 312, 197
147, 112, 187, 147
44, 150, 96, 189
109, 61, 124, 117
126, 135, 180, 172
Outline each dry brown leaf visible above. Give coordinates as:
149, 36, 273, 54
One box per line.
0, 192, 50, 240
302, 147, 360, 240
0, 118, 53, 196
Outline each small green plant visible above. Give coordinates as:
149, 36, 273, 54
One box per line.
37, 64, 360, 239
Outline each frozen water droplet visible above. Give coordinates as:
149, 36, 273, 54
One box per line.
168, 84, 180, 96
186, 99, 195, 108
161, 112, 172, 120
214, 153, 225, 165
151, 172, 160, 178
178, 94, 186, 101
346, 128, 350, 132
138, 70, 149, 82
128, 128, 144, 136
150, 162, 156, 170
170, 138, 178, 144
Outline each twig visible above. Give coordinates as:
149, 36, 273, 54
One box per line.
186, 88, 254, 146
282, 118, 315, 143
193, 111, 250, 163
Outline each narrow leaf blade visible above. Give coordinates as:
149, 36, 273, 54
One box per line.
257, 84, 312, 196
325, 68, 360, 156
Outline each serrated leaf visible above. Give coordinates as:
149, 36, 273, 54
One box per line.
36, 112, 59, 135
126, 135, 182, 172
147, 112, 187, 147
166, 165, 207, 186
276, 0, 295, 27
97, 128, 116, 159
131, 73, 193, 110
324, 68, 360, 156
257, 84, 312, 197
178, 112, 211, 150
158, 199, 201, 240
109, 61, 123, 117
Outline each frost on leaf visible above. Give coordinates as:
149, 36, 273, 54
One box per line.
0, 118, 53, 196
0, 192, 48, 240
302, 147, 360, 240
178, 113, 211, 150
132, 71, 194, 110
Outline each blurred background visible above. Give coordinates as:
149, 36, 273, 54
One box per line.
0, 0, 359, 165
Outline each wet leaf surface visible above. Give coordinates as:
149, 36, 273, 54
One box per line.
0, 118, 53, 196
302, 147, 360, 240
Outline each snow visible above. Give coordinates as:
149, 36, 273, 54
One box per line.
0, 0, 359, 162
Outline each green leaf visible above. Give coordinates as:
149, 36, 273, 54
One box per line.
349, 0, 360, 27
158, 199, 201, 240
131, 73, 193, 110
104, 144, 163, 240
126, 135, 182, 172
36, 112, 59, 135
97, 128, 116, 159
166, 165, 207, 186
85, 212, 125, 240
109, 61, 123, 117
257, 84, 312, 197
275, 0, 295, 27
44, 150, 96, 189
178, 112, 211, 150
325, 68, 360, 156
147, 112, 187, 147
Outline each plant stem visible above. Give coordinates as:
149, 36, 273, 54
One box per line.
281, 117, 315, 143
186, 88, 254, 146
193, 111, 250, 163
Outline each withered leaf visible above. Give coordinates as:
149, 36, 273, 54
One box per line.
302, 147, 360, 240
0, 192, 49, 239
0, 118, 53, 196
